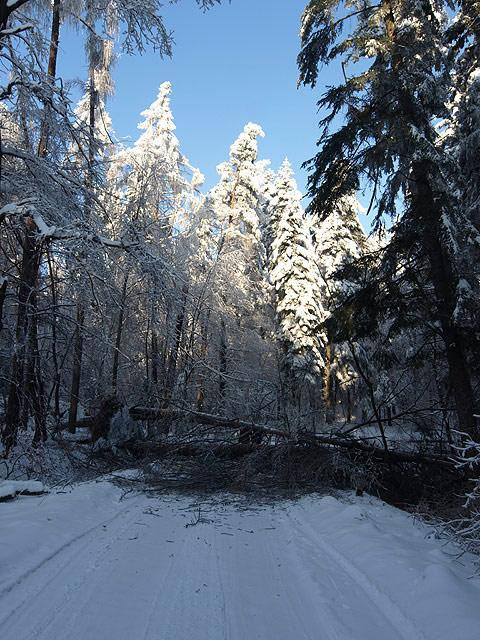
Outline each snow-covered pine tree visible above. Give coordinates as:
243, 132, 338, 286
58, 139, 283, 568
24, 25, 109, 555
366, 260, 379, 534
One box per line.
312, 194, 369, 424
202, 123, 274, 414
118, 81, 197, 235
266, 159, 326, 422
312, 194, 368, 307
211, 122, 265, 257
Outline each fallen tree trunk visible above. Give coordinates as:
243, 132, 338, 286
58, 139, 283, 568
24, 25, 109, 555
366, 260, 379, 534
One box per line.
119, 440, 259, 461
129, 407, 289, 438
303, 433, 451, 465
128, 406, 453, 467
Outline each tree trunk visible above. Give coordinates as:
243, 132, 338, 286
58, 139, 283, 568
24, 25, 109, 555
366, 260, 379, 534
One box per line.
127, 406, 452, 467
46, 250, 60, 419
0, 276, 7, 333
67, 304, 84, 433
30, 307, 47, 446
21, 287, 44, 435
413, 160, 477, 436
37, 0, 61, 158
196, 310, 210, 412
111, 273, 128, 391
219, 318, 227, 405
346, 386, 353, 424
164, 284, 188, 403
2, 218, 41, 454
323, 338, 335, 424
66, 20, 96, 434
144, 318, 150, 384
151, 330, 159, 384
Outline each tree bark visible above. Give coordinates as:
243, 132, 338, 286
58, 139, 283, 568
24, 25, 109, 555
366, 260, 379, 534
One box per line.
323, 338, 335, 424
21, 284, 46, 442
66, 17, 97, 434
2, 217, 41, 454
151, 330, 159, 384
111, 273, 128, 391
46, 250, 60, 419
413, 160, 477, 435
219, 318, 227, 405
67, 304, 84, 433
196, 310, 210, 412
0, 276, 7, 333
37, 0, 61, 158
164, 284, 188, 403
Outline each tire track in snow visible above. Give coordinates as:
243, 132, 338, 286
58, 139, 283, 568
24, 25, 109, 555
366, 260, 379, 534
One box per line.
287, 506, 427, 640
264, 528, 319, 640
15, 498, 188, 640
216, 507, 340, 640
272, 508, 365, 640
152, 520, 232, 640
139, 530, 188, 640
212, 528, 229, 640
27, 506, 143, 640
0, 503, 135, 639
0, 504, 131, 601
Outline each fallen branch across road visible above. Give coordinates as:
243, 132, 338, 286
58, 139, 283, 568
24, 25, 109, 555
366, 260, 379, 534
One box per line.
128, 406, 454, 467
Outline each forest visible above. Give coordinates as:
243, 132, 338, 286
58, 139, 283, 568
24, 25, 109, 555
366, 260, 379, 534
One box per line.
1, 0, 480, 567
1, 2, 480, 638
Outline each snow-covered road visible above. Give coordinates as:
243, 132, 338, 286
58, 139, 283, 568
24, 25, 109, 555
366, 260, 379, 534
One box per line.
1, 481, 479, 640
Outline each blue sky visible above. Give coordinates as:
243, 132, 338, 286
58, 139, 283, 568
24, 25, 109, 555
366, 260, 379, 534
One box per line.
57, 0, 336, 196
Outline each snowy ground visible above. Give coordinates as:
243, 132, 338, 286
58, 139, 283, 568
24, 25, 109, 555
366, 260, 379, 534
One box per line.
1, 479, 479, 640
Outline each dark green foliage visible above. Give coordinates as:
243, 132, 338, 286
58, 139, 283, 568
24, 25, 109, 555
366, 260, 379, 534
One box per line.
298, 0, 480, 434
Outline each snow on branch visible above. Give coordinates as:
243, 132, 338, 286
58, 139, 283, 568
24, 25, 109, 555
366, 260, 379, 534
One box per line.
0, 201, 137, 250
0, 21, 33, 38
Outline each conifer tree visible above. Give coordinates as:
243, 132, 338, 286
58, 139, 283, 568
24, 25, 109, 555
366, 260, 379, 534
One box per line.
298, 0, 479, 435
266, 159, 326, 414
312, 194, 369, 423
113, 82, 202, 403
206, 123, 267, 310
203, 123, 271, 411
118, 81, 198, 235
442, 4, 480, 333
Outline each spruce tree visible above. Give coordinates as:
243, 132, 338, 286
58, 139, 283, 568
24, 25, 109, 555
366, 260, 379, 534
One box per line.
202, 123, 273, 412
298, 0, 479, 435
118, 81, 197, 233
208, 122, 267, 309
312, 194, 369, 423
266, 159, 326, 411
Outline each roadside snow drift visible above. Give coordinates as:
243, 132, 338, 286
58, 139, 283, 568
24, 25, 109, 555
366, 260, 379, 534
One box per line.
0, 481, 479, 640
0, 481, 44, 501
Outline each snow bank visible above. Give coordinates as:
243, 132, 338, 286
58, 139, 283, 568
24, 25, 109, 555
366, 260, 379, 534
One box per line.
0, 480, 44, 501
0, 483, 16, 501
